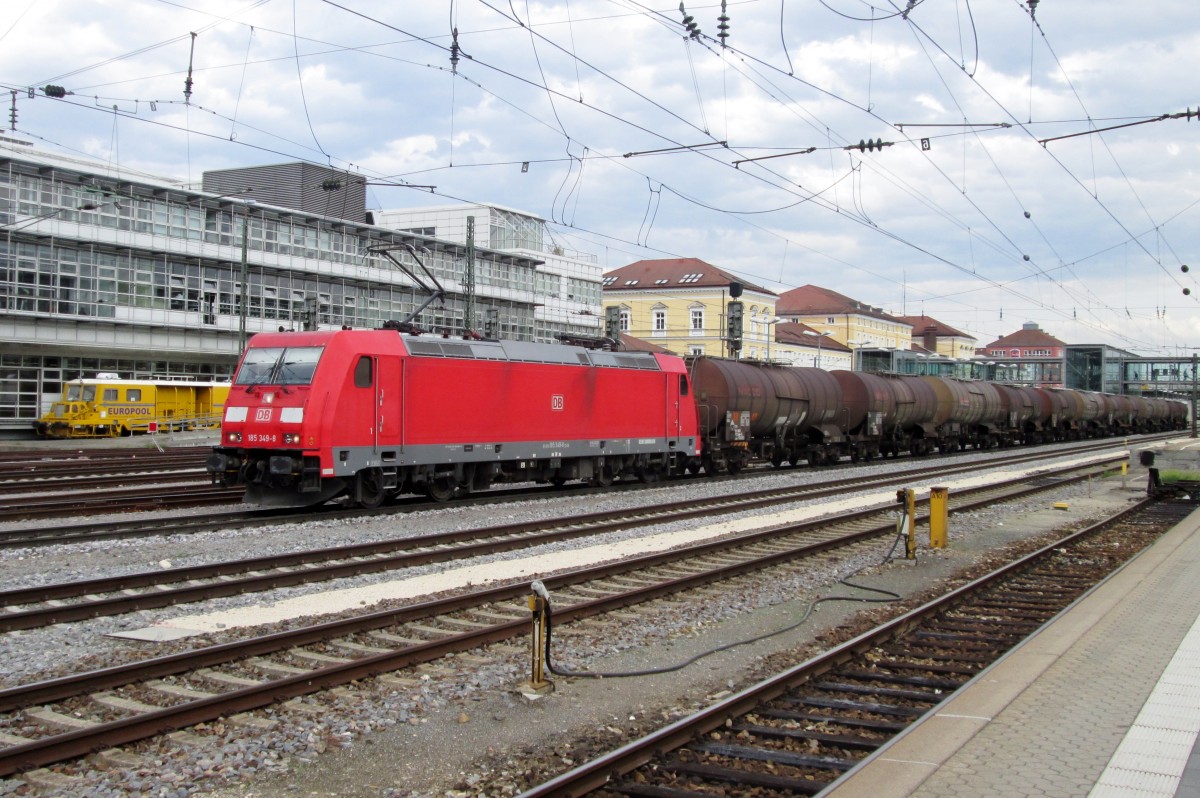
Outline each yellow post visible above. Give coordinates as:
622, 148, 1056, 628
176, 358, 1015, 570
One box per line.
929, 486, 949, 549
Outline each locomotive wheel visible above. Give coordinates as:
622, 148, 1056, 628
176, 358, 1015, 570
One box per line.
592, 465, 614, 487
356, 468, 387, 509
426, 475, 456, 502
637, 465, 663, 484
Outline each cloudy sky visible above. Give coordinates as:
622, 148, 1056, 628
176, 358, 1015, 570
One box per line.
2, 0, 1197, 353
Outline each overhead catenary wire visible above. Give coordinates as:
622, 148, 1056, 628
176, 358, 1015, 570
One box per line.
3, 1, 1193, 352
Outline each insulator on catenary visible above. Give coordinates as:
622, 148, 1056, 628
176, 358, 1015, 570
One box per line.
679, 2, 701, 39
846, 138, 891, 152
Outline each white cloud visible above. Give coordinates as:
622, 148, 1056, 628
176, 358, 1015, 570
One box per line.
0, 0, 1196, 351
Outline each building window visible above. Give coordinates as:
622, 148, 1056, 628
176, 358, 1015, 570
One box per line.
652, 307, 667, 337
690, 306, 704, 336
689, 345, 705, 356
619, 308, 630, 332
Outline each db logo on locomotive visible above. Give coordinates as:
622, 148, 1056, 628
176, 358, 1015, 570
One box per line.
255, 408, 272, 422
550, 394, 565, 411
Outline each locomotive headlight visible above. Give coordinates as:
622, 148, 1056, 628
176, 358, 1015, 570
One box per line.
228, 432, 243, 443
263, 393, 275, 403
283, 433, 301, 444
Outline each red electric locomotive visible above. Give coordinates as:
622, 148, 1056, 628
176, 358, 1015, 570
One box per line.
206, 330, 700, 507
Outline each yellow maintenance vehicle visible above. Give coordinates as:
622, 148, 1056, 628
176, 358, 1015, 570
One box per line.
33, 374, 230, 439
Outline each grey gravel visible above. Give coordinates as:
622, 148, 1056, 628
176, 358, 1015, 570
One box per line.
0, 439, 1147, 797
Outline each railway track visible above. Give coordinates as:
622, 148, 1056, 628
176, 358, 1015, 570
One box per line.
0, 447, 239, 520
0, 448, 207, 479
0, 456, 1131, 778
0, 432, 1174, 524
515, 498, 1195, 798
0, 449, 1131, 632
0, 435, 1153, 546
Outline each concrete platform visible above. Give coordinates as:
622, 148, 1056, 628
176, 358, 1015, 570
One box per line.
822, 501, 1200, 798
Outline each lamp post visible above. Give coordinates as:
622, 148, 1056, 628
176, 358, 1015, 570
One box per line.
848, 339, 868, 371
802, 329, 833, 368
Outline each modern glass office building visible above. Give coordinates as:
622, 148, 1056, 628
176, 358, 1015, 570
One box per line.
0, 140, 602, 435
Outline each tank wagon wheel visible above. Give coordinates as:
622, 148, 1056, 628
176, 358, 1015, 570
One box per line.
769, 452, 784, 469
686, 460, 702, 475
726, 460, 743, 475
355, 468, 388, 509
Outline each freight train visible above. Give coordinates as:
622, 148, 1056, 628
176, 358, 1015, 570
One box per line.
35, 375, 230, 439
204, 329, 1187, 507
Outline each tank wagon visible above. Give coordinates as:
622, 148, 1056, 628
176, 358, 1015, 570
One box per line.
206, 330, 1187, 507
205, 330, 699, 507
34, 375, 229, 439
685, 357, 1186, 469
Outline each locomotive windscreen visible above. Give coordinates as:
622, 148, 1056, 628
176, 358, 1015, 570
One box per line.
235, 346, 324, 386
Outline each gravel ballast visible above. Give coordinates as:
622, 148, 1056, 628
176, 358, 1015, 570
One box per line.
0, 443, 1153, 797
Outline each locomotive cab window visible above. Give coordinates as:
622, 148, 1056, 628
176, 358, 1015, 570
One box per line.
354, 356, 373, 388
235, 346, 324, 386
103, 389, 118, 402
127, 389, 142, 402
679, 375, 689, 396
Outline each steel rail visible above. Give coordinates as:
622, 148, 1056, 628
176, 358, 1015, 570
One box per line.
514, 497, 1174, 797
0, 435, 1143, 547
0, 463, 1119, 777
0, 453, 1129, 631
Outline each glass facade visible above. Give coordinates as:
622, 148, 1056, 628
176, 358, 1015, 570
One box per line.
0, 352, 227, 421
0, 150, 550, 432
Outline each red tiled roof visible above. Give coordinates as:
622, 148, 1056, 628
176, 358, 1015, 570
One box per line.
603, 258, 775, 297
984, 327, 1065, 349
896, 314, 974, 340
774, 322, 849, 351
616, 332, 672, 353
777, 285, 904, 324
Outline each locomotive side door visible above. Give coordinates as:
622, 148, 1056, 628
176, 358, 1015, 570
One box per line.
668, 373, 680, 440
667, 372, 688, 442
374, 355, 403, 449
